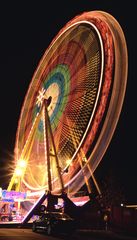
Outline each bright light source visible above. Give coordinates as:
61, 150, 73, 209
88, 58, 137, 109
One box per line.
15, 168, 23, 176
36, 87, 45, 107
18, 159, 27, 168
66, 159, 72, 166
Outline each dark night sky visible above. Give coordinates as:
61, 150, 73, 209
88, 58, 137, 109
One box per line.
0, 1, 136, 203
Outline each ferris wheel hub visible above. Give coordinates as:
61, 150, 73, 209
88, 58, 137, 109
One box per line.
46, 96, 52, 107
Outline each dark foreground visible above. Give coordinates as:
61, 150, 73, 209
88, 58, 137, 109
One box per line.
0, 228, 137, 240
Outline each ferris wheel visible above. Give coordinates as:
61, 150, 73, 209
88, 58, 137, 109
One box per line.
8, 11, 128, 195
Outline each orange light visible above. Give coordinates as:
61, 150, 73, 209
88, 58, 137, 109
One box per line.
15, 168, 23, 176
66, 159, 72, 166
17, 159, 27, 168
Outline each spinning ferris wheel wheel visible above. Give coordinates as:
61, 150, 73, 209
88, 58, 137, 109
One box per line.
8, 11, 128, 196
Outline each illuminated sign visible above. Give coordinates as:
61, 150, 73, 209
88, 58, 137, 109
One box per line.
1, 190, 27, 200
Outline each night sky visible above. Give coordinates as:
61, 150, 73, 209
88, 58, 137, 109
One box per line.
0, 1, 136, 203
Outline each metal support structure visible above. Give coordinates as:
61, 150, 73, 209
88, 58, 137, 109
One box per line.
87, 163, 101, 195
78, 152, 92, 194
44, 99, 64, 192
80, 148, 101, 195
65, 116, 92, 195
43, 103, 52, 192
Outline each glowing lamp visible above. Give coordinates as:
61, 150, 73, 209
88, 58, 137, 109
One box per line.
18, 159, 27, 168
15, 168, 23, 176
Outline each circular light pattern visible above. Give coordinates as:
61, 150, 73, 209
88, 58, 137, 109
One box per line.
14, 11, 128, 194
